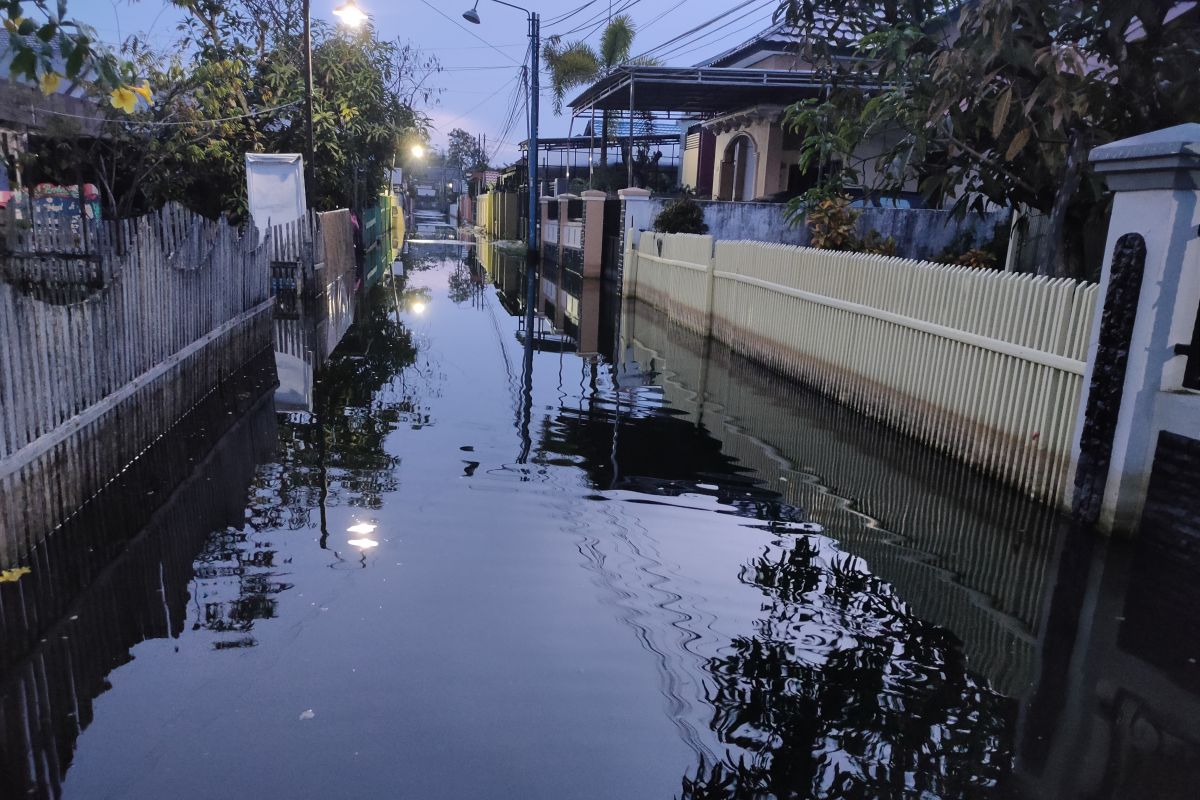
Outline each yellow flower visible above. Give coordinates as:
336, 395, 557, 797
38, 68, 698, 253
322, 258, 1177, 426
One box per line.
0, 567, 31, 583
109, 85, 138, 113
39, 71, 61, 95
132, 80, 153, 104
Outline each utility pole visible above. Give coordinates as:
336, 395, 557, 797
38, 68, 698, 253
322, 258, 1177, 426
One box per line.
302, 0, 315, 197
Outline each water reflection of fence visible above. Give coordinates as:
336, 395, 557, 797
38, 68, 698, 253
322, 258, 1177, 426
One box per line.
267, 210, 357, 411
0, 204, 273, 564
0, 367, 277, 799
620, 300, 1066, 696
624, 231, 1098, 506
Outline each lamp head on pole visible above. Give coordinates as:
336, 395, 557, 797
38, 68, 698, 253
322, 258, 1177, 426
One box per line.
333, 0, 369, 27
462, 1, 481, 24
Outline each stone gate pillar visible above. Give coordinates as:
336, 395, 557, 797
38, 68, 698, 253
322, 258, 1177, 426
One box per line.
1070, 124, 1200, 534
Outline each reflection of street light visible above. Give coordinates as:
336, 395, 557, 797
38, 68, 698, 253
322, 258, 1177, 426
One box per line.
333, 0, 369, 27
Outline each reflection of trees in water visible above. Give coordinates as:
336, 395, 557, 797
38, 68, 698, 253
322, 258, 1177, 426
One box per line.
195, 278, 422, 637
681, 536, 1013, 799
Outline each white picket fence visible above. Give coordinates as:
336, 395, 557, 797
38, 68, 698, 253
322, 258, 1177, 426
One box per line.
625, 230, 1099, 505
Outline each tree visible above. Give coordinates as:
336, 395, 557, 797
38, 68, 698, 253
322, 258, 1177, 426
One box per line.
777, 0, 1200, 278
4, 0, 147, 109
446, 128, 488, 174
47, 0, 439, 218
543, 14, 654, 178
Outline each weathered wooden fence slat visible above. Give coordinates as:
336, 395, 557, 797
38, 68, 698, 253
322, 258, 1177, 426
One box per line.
0, 203, 274, 566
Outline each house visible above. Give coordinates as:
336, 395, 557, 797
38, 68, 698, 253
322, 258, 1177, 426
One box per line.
566, 17, 951, 202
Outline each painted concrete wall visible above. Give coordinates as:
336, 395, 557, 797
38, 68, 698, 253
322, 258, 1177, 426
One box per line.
638, 198, 1008, 258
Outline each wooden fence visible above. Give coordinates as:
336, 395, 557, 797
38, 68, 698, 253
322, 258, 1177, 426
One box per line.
0, 204, 273, 564
624, 231, 1098, 505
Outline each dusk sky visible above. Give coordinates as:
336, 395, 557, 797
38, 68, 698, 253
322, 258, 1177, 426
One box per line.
69, 0, 781, 164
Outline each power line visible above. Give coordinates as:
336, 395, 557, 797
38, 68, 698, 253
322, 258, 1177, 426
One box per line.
554, 0, 642, 39
647, 0, 776, 63
632, 0, 763, 60
436, 72, 522, 131
35, 100, 301, 127
544, 0, 603, 29
639, 0, 690, 34
417, 0, 522, 64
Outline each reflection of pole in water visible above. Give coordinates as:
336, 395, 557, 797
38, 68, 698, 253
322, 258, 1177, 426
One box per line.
517, 250, 537, 464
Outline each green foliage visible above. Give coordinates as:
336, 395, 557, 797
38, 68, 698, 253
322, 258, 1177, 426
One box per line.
801, 193, 896, 255
776, 0, 1200, 277
446, 128, 488, 173
542, 14, 640, 114
936, 222, 1009, 270
805, 195, 858, 250
653, 192, 708, 235
64, 0, 437, 219
3, 0, 135, 89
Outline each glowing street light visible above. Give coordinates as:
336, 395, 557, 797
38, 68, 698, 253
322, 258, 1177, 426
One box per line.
333, 0, 369, 27
410, 144, 426, 159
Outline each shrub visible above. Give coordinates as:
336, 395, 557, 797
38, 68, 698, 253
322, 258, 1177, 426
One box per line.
806, 195, 858, 250
653, 192, 708, 235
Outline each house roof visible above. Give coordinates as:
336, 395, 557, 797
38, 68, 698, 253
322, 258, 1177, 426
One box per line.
566, 65, 833, 115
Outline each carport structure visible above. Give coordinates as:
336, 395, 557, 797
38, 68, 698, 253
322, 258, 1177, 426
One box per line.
566, 65, 832, 194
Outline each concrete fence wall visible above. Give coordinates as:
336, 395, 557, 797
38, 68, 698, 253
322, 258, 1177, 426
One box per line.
475, 191, 522, 240
624, 230, 1098, 505
636, 198, 1009, 260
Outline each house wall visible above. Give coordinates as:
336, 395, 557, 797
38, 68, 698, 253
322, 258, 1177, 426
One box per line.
712, 119, 784, 200
853, 128, 921, 193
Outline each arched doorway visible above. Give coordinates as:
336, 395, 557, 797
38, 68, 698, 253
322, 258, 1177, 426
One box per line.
717, 134, 758, 201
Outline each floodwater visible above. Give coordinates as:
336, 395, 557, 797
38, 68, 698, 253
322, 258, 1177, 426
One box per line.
3, 223, 1199, 799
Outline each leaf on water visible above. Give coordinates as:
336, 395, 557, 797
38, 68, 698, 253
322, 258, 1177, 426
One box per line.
0, 567, 31, 583
299, 709, 315, 720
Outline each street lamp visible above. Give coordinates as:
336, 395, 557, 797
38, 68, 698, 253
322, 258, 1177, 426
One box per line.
332, 0, 369, 27
461, 0, 539, 263
410, 144, 426, 159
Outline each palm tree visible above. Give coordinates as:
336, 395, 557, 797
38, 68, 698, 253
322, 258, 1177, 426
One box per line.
543, 15, 651, 180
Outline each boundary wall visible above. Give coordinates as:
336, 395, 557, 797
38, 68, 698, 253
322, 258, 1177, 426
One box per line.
623, 230, 1097, 505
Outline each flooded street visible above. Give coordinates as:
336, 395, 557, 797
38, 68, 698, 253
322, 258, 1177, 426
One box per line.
3, 226, 1199, 799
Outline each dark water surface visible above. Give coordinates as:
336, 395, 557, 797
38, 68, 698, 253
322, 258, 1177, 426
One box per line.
3, 233, 1199, 799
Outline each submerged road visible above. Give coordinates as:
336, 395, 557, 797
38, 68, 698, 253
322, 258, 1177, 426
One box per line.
2, 229, 1198, 799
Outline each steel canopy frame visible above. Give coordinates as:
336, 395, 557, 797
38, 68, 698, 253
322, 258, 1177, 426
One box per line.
566, 65, 835, 115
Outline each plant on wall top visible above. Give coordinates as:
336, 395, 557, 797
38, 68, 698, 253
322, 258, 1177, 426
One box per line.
653, 192, 708, 235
